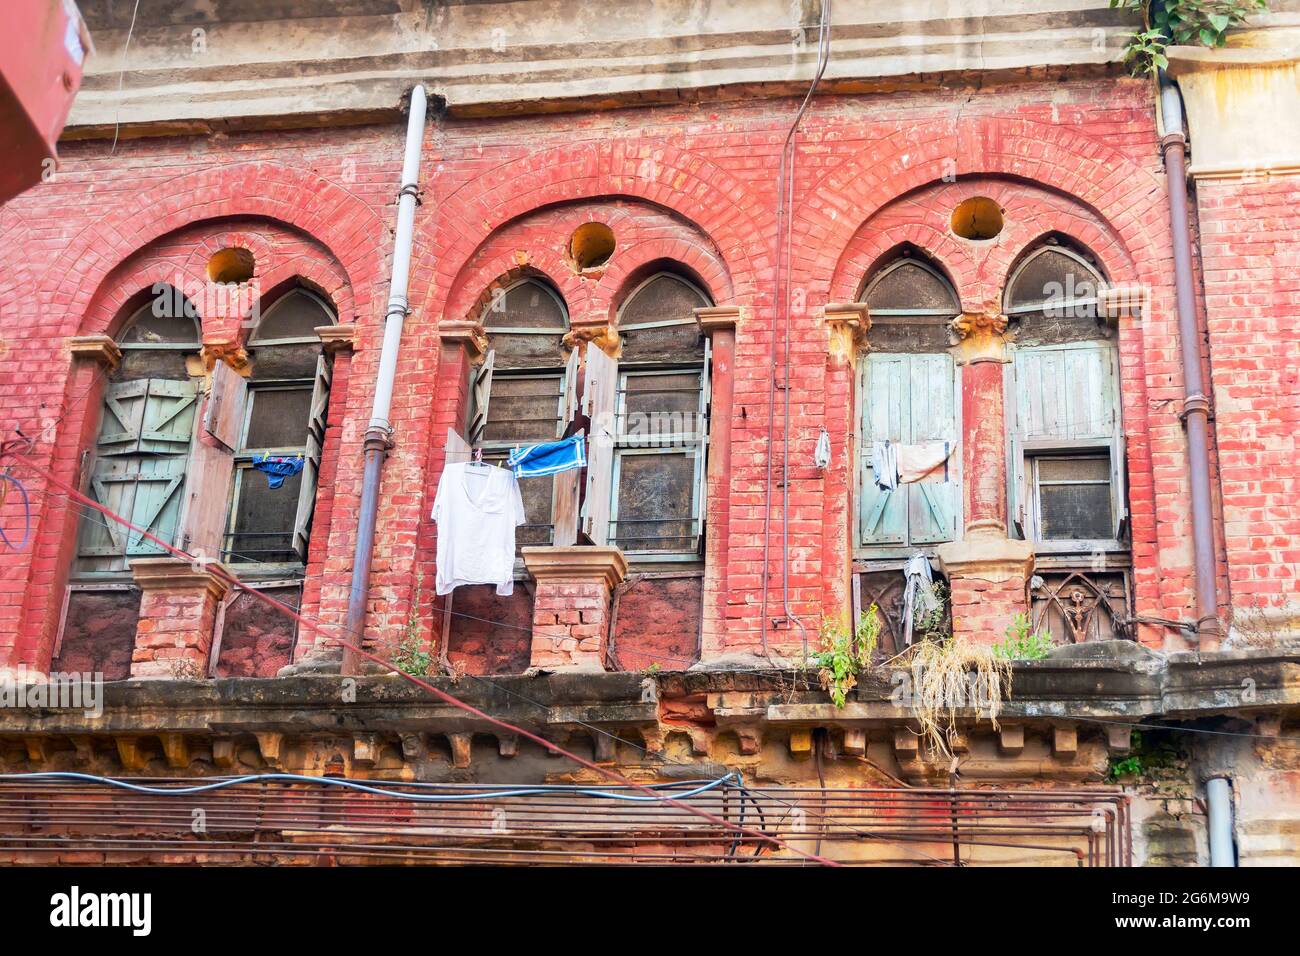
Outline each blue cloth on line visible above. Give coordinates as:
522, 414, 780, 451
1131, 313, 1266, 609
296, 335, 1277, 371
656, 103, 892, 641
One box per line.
252, 454, 305, 489
506, 435, 587, 478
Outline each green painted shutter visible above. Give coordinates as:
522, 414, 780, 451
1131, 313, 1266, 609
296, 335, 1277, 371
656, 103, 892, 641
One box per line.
906, 354, 957, 544
859, 354, 957, 548
124, 456, 189, 555
95, 380, 149, 455
139, 379, 198, 453
858, 355, 907, 546
79, 377, 196, 564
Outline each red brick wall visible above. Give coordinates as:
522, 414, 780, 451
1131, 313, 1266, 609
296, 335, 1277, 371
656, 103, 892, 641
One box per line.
0, 77, 1257, 672
1196, 175, 1300, 614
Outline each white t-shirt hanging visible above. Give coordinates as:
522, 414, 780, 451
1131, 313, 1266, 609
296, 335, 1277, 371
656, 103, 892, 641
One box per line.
431, 462, 526, 596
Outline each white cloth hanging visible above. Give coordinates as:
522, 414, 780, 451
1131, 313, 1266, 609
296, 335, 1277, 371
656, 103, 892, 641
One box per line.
431, 462, 526, 596
901, 553, 938, 645
871, 440, 898, 491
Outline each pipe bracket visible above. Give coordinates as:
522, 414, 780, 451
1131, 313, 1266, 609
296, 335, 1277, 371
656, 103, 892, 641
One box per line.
1179, 393, 1211, 423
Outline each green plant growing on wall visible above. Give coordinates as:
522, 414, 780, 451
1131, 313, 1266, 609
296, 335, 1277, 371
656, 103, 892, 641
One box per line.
1106, 730, 1186, 783
1111, 0, 1268, 75
390, 571, 434, 678
810, 606, 881, 708
991, 613, 1055, 660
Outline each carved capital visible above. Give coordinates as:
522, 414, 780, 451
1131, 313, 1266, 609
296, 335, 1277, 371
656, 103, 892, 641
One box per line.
316, 323, 356, 353
130, 556, 232, 602
522, 545, 629, 594
68, 335, 122, 369
1098, 285, 1146, 322
563, 323, 621, 357
950, 311, 1008, 340
824, 302, 870, 366
694, 305, 742, 335
200, 340, 250, 374
439, 319, 488, 361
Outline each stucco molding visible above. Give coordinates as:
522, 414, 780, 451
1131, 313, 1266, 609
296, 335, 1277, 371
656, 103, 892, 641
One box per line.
130, 557, 232, 602
937, 537, 1035, 585
522, 546, 629, 594
67, 334, 122, 369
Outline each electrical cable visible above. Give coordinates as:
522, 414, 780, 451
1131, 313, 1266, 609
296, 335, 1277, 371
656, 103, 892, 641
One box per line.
0, 770, 739, 803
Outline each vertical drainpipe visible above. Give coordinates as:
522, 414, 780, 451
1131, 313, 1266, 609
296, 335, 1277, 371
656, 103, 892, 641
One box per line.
341, 85, 429, 675
1205, 776, 1236, 866
1158, 73, 1221, 649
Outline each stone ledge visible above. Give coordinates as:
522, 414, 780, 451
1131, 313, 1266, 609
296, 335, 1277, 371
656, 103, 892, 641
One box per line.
130, 557, 231, 600
68, 335, 121, 368
522, 545, 628, 592
937, 536, 1034, 583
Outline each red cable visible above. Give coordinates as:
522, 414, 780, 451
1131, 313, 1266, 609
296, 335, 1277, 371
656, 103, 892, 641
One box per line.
10, 452, 841, 867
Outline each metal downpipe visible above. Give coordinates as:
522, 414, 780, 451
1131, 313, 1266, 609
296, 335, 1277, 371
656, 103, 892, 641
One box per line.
340, 85, 428, 675
1158, 73, 1221, 648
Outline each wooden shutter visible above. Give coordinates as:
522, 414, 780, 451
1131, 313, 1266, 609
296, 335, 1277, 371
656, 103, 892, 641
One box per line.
552, 347, 582, 547
859, 354, 958, 548
292, 354, 331, 561
1012, 342, 1124, 542
124, 457, 190, 555
138, 379, 199, 454
858, 355, 907, 546
204, 361, 248, 451
1014, 343, 1115, 442
907, 355, 958, 544
466, 350, 495, 445
581, 344, 619, 545
79, 378, 196, 563
95, 380, 149, 455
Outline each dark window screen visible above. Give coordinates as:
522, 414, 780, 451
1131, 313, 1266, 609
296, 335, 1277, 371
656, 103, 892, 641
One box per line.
245, 388, 313, 448
1037, 456, 1112, 540
229, 468, 301, 563
612, 452, 696, 552
483, 375, 562, 444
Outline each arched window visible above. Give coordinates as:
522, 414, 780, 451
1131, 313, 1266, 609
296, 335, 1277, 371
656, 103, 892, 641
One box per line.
467, 279, 571, 547
1003, 239, 1108, 344
74, 290, 202, 574
1005, 239, 1125, 551
855, 254, 961, 554
224, 287, 334, 565
1005, 239, 1129, 643
599, 272, 711, 557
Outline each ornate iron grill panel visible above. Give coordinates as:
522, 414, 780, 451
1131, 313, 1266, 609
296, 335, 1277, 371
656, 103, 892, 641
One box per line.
1029, 569, 1131, 644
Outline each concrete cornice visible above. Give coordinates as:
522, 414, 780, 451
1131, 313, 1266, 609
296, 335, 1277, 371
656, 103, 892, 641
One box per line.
65, 2, 1147, 135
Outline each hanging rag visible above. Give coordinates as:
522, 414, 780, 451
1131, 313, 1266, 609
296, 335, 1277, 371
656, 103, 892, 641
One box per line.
506, 434, 587, 478
814, 426, 832, 470
871, 440, 898, 491
896, 441, 952, 484
252, 453, 305, 490
901, 553, 939, 646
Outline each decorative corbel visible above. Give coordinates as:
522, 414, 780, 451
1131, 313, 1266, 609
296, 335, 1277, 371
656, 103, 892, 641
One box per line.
68, 334, 122, 370
316, 323, 357, 354
694, 304, 741, 335
200, 339, 250, 374
563, 323, 621, 357
824, 302, 871, 366
1098, 285, 1146, 323
949, 311, 1010, 364
438, 319, 488, 362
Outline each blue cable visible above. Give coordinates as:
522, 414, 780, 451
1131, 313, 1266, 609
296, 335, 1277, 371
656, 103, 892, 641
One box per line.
0, 770, 740, 804
0, 473, 30, 551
